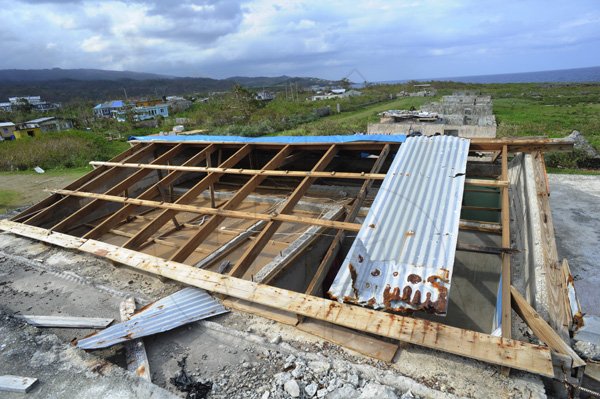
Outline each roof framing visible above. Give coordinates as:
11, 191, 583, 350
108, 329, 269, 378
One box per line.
2, 137, 583, 382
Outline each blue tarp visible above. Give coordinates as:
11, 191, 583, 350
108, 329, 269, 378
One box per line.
128, 134, 406, 144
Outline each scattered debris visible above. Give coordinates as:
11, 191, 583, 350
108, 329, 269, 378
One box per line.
78, 288, 228, 349
0, 375, 38, 393
16, 315, 113, 328
33, 166, 44, 174
170, 356, 212, 399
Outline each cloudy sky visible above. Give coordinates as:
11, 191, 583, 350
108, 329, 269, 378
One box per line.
2, 0, 599, 80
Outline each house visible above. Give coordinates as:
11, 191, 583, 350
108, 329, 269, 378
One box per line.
341, 89, 362, 97
26, 117, 74, 133
8, 96, 60, 111
93, 100, 126, 118
133, 103, 169, 121
255, 91, 275, 101
0, 122, 16, 140
0, 102, 12, 112
166, 96, 192, 112
14, 123, 42, 139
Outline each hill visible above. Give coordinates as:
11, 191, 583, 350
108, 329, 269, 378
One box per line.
0, 68, 336, 103
0, 68, 173, 82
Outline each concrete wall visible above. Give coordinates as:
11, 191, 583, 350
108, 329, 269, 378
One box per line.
367, 122, 497, 138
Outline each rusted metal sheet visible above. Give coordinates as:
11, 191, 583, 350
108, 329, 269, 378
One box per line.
77, 288, 228, 349
327, 136, 470, 315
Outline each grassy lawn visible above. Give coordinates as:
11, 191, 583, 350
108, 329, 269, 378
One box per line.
0, 189, 22, 213
280, 96, 435, 135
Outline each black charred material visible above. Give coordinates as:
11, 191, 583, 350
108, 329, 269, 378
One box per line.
170, 356, 212, 399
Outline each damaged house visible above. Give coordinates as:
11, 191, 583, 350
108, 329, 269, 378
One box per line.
0, 133, 595, 397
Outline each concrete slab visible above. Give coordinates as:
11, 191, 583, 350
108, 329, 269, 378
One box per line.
549, 174, 600, 317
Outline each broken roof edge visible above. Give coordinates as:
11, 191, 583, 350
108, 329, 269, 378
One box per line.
128, 133, 407, 144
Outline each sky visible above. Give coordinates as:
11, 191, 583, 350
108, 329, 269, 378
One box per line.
1, 0, 600, 81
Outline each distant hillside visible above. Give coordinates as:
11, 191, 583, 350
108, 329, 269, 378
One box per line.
0, 68, 173, 82
0, 68, 335, 103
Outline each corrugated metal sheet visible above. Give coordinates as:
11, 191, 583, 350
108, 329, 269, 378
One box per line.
77, 288, 228, 349
327, 135, 470, 315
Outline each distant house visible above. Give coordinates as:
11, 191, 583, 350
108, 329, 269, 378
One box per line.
93, 100, 126, 118
14, 123, 42, 139
0, 102, 12, 112
341, 89, 362, 97
330, 88, 346, 95
0, 122, 16, 140
255, 91, 275, 101
166, 96, 192, 112
26, 117, 74, 133
8, 96, 60, 111
133, 103, 169, 122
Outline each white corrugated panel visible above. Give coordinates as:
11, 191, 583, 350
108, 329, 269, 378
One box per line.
327, 135, 470, 315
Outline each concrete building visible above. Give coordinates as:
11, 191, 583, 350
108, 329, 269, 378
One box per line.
8, 96, 60, 111
26, 117, 74, 132
368, 93, 497, 138
133, 103, 168, 121
0, 121, 16, 140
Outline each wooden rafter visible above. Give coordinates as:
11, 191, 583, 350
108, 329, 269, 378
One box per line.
83, 144, 217, 240
50, 144, 186, 233
500, 144, 512, 376
23, 143, 158, 226
122, 144, 253, 250
12, 143, 147, 223
228, 144, 339, 278
169, 145, 293, 263
303, 144, 391, 295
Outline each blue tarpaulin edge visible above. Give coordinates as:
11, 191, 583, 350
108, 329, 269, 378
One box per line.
128, 134, 406, 144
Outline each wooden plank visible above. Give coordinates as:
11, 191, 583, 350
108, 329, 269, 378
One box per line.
120, 297, 151, 381
49, 189, 363, 233
229, 144, 339, 278
23, 143, 158, 227
51, 143, 186, 233
123, 144, 252, 250
16, 315, 113, 328
532, 152, 571, 342
458, 220, 502, 234
0, 375, 38, 393
194, 220, 268, 269
297, 319, 398, 362
456, 242, 515, 255
170, 145, 293, 263
88, 161, 508, 187
0, 221, 554, 377
511, 286, 585, 368
500, 144, 512, 376
305, 144, 390, 297
84, 144, 217, 240
223, 298, 299, 326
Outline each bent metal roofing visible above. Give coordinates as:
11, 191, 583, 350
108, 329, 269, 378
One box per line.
327, 136, 470, 315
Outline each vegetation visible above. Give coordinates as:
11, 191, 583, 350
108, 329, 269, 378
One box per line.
0, 131, 128, 171
0, 189, 21, 213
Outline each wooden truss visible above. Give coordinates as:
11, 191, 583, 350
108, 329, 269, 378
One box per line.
1, 137, 584, 382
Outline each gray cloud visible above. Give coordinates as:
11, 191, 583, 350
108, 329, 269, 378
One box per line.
2, 0, 600, 80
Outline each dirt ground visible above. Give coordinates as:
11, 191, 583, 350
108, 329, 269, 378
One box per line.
0, 170, 87, 212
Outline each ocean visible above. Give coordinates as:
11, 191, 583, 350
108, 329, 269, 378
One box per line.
376, 66, 600, 85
